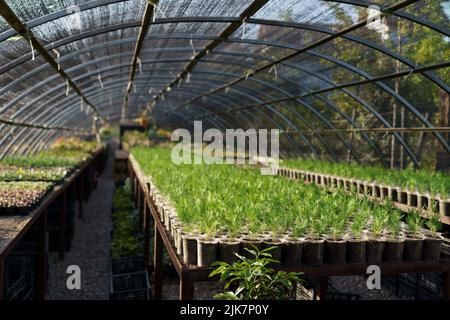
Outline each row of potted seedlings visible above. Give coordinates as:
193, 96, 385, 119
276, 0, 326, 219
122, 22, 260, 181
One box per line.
0, 165, 69, 184
0, 182, 53, 216
144, 175, 443, 268
276, 167, 450, 217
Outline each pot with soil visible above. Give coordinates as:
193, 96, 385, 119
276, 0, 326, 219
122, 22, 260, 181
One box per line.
388, 186, 398, 202
366, 233, 385, 264
346, 233, 367, 264
240, 235, 263, 259
303, 237, 325, 265
380, 185, 389, 199
281, 237, 303, 266
218, 238, 241, 264
422, 235, 442, 261
403, 234, 425, 261
439, 198, 450, 217
174, 228, 184, 256
418, 193, 430, 210
197, 237, 218, 267
383, 234, 405, 262
397, 188, 408, 205
325, 237, 347, 264
406, 191, 419, 207
182, 233, 198, 265
261, 238, 282, 263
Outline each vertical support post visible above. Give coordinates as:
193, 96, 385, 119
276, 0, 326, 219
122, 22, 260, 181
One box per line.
143, 202, 150, 269
0, 257, 5, 300
443, 272, 450, 300
179, 279, 194, 300
58, 190, 67, 260
78, 174, 84, 219
153, 224, 163, 300
35, 211, 47, 300
317, 276, 328, 300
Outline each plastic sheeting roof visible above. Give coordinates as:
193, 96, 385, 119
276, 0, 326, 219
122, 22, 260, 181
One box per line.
0, 0, 448, 166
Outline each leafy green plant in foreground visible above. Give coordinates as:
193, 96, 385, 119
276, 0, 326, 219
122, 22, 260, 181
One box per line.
210, 246, 303, 300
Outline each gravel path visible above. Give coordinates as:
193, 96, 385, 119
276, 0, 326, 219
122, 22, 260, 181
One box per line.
47, 143, 115, 300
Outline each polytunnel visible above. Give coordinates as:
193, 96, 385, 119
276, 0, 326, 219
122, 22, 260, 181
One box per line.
0, 0, 449, 303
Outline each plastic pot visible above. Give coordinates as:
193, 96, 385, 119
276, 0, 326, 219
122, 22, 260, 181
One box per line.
366, 236, 385, 264
387, 186, 398, 202
197, 238, 218, 267
373, 184, 381, 198
303, 238, 325, 265
240, 237, 263, 259
282, 237, 303, 266
218, 238, 241, 264
397, 188, 408, 205
346, 237, 366, 264
357, 181, 365, 194
182, 234, 198, 265
418, 193, 430, 210
439, 198, 450, 217
383, 237, 404, 262
261, 238, 282, 262
363, 182, 373, 196
324, 238, 347, 264
380, 185, 389, 199
403, 235, 424, 261
175, 229, 184, 256
407, 191, 419, 208
422, 236, 442, 261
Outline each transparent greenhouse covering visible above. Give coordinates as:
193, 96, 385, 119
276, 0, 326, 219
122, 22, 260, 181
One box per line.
0, 0, 448, 167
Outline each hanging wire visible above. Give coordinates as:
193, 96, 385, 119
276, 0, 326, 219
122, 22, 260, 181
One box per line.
269, 64, 278, 80
190, 35, 197, 59
98, 73, 104, 88
241, 18, 247, 40
137, 57, 143, 74
65, 78, 70, 96
29, 39, 35, 61
149, 1, 166, 22
186, 72, 191, 84
52, 46, 60, 70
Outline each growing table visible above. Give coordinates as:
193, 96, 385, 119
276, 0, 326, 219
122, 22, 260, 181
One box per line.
128, 156, 450, 300
0, 147, 106, 300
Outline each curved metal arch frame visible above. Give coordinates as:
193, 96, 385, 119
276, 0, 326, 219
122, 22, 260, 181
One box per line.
0, 28, 442, 145
1, 15, 447, 96
1, 47, 416, 165
0, 21, 442, 160
49, 80, 310, 155
32, 41, 387, 162
17, 89, 298, 158
7, 57, 352, 160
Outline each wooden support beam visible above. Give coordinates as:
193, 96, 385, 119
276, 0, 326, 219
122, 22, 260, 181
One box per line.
153, 225, 163, 300
35, 211, 47, 300
58, 189, 67, 260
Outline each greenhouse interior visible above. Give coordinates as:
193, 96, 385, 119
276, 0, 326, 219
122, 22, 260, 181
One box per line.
0, 0, 449, 304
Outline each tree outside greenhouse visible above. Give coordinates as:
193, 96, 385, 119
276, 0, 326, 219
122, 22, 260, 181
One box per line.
0, 0, 449, 313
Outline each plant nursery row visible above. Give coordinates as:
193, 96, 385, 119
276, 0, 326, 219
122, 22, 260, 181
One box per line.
281, 158, 449, 197
0, 138, 102, 216
130, 147, 445, 268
